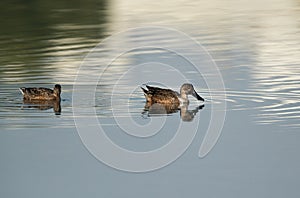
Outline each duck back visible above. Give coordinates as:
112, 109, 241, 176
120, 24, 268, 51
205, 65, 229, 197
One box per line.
142, 85, 180, 105
20, 87, 58, 100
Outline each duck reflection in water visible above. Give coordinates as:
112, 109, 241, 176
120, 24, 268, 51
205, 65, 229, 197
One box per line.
19, 84, 62, 115
22, 99, 61, 115
141, 83, 205, 121
142, 102, 204, 122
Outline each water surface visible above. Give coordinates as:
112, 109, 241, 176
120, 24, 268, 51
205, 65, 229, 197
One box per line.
1, 0, 300, 197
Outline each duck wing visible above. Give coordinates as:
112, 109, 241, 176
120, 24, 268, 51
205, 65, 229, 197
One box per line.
20, 87, 54, 99
144, 85, 179, 104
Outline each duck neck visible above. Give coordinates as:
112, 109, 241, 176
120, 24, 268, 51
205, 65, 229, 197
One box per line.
54, 89, 61, 98
179, 92, 189, 103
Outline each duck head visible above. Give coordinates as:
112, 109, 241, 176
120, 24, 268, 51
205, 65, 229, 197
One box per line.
53, 84, 62, 97
180, 83, 204, 102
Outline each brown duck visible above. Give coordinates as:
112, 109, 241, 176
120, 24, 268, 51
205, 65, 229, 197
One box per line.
141, 83, 204, 106
19, 84, 61, 101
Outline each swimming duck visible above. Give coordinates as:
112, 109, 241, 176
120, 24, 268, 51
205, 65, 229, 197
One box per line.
19, 84, 61, 101
141, 83, 204, 106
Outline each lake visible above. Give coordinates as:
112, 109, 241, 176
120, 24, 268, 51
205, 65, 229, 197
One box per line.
1, 0, 300, 197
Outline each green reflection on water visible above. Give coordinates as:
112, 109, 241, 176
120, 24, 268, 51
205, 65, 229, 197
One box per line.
0, 0, 108, 81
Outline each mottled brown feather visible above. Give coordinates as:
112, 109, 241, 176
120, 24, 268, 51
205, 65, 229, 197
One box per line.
20, 85, 61, 101
142, 85, 180, 106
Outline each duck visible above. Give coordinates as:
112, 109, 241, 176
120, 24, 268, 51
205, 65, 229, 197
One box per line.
141, 83, 204, 106
19, 84, 61, 101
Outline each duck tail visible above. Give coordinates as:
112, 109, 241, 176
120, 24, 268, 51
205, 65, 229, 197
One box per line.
140, 86, 148, 94
19, 88, 26, 95
141, 85, 152, 102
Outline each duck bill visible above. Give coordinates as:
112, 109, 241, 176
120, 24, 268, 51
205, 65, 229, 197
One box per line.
192, 91, 204, 101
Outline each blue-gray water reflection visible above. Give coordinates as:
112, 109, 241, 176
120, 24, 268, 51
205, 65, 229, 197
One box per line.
1, 0, 300, 197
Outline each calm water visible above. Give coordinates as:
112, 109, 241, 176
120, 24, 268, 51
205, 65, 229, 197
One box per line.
1, 0, 300, 197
